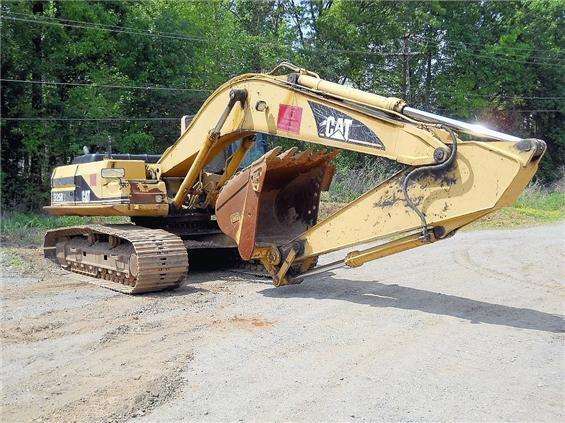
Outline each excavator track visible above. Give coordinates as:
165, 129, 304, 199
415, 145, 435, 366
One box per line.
44, 224, 188, 294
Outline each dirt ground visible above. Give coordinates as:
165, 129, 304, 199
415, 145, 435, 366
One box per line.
1, 223, 564, 422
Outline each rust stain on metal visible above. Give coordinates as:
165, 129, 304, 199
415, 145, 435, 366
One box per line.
215, 148, 337, 260
129, 182, 165, 204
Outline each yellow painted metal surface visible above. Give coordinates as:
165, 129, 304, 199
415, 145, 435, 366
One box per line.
296, 141, 542, 258
45, 63, 545, 285
45, 203, 168, 216
297, 74, 406, 112
344, 232, 432, 268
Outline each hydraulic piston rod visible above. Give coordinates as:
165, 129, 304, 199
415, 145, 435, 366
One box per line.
402, 107, 522, 142
296, 74, 522, 142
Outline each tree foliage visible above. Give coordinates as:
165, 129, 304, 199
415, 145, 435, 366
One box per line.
1, 0, 563, 210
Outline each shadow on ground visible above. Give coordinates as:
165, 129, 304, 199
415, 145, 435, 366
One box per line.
260, 274, 565, 334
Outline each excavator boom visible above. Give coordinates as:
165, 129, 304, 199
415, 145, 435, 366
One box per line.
44, 63, 546, 292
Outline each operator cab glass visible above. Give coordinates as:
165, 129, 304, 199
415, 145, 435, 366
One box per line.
230, 133, 269, 169
206, 133, 269, 173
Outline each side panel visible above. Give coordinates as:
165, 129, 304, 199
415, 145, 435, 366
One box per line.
50, 164, 77, 205
47, 160, 168, 216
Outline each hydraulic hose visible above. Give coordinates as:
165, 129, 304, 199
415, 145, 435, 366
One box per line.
401, 127, 458, 239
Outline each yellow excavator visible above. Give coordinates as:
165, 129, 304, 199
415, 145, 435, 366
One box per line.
44, 62, 546, 294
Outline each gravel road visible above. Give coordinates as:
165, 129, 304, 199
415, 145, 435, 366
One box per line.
1, 223, 564, 422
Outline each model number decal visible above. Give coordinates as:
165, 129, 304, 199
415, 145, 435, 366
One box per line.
308, 101, 384, 149
52, 192, 65, 203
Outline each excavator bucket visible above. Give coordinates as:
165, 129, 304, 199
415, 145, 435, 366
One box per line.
215, 147, 337, 260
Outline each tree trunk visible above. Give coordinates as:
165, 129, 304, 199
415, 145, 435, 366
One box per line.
30, 1, 45, 208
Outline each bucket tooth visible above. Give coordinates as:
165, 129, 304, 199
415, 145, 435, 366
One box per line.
292, 150, 310, 162
263, 146, 283, 162
215, 148, 338, 261
277, 147, 298, 161
309, 150, 324, 161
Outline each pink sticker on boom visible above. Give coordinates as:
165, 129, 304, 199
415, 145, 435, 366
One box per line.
277, 104, 302, 134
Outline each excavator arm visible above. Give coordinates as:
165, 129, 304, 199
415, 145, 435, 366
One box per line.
151, 63, 545, 285
156, 69, 448, 178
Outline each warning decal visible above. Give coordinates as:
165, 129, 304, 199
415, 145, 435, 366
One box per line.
277, 104, 303, 134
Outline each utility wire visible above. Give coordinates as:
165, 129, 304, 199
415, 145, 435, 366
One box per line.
0, 13, 430, 58
1, 15, 561, 113
0, 78, 212, 92
412, 33, 564, 59
2, 109, 560, 123
0, 117, 180, 121
411, 37, 561, 67
297, 46, 420, 57
433, 109, 561, 114
3, 78, 563, 101
6, 11, 563, 61
7, 11, 552, 65
0, 14, 208, 42
411, 38, 564, 67
2, 11, 563, 64
414, 89, 564, 100
4, 11, 208, 41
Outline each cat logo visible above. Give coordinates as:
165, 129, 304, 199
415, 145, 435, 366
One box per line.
308, 101, 385, 149
322, 116, 353, 141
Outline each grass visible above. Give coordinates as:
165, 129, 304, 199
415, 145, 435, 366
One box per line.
320, 184, 564, 230
328, 163, 398, 203
467, 187, 565, 230
0, 185, 563, 249
0, 248, 26, 269
0, 213, 129, 247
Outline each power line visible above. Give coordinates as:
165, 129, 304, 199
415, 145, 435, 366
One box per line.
437, 109, 561, 114
421, 90, 564, 100
412, 38, 563, 67
298, 46, 419, 57
0, 12, 416, 58
0, 78, 212, 92
4, 11, 208, 41
0, 14, 208, 42
500, 109, 561, 113
2, 109, 560, 123
0, 16, 561, 109
1, 117, 180, 121
3, 78, 563, 101
412, 33, 564, 61
3, 77, 562, 105
412, 38, 562, 67
7, 11, 563, 60
3, 11, 563, 65
412, 34, 563, 61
